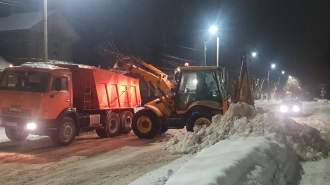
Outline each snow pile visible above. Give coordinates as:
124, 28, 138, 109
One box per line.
165, 102, 330, 160
165, 137, 302, 185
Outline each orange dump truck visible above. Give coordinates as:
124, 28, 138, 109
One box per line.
0, 61, 141, 146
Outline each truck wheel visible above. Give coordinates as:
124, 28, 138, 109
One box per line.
96, 128, 108, 138
132, 109, 161, 139
5, 127, 29, 141
186, 112, 212, 132
105, 112, 121, 137
120, 111, 133, 134
50, 117, 76, 146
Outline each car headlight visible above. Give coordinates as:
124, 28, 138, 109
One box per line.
27, 122, 37, 130
280, 105, 288, 112
293, 105, 300, 112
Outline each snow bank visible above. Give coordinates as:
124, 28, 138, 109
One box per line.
165, 137, 301, 185
129, 155, 194, 185
165, 102, 330, 161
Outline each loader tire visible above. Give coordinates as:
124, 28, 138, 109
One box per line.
105, 112, 121, 137
50, 117, 76, 146
186, 112, 212, 132
5, 127, 29, 141
120, 111, 133, 134
132, 109, 161, 139
159, 127, 168, 134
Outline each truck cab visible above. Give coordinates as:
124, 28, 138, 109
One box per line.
0, 63, 75, 144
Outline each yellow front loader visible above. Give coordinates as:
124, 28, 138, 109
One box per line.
114, 56, 229, 139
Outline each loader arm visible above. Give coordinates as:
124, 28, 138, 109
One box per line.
114, 56, 175, 111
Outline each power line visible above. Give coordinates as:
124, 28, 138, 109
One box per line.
160, 53, 196, 63
159, 58, 181, 66
172, 44, 203, 51
2, 0, 20, 4
0, 1, 15, 5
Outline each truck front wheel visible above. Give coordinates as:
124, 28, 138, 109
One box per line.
5, 127, 29, 141
50, 117, 76, 146
132, 109, 161, 139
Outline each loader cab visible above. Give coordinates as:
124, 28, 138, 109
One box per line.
175, 67, 225, 110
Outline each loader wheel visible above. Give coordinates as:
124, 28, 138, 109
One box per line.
159, 127, 168, 134
132, 109, 161, 139
96, 128, 108, 138
5, 127, 29, 141
50, 117, 76, 146
120, 111, 133, 134
186, 112, 212, 132
105, 112, 121, 137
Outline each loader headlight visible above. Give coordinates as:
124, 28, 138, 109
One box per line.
280, 105, 288, 112
293, 105, 300, 112
27, 122, 37, 130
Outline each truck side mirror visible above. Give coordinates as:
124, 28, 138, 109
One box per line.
54, 78, 61, 91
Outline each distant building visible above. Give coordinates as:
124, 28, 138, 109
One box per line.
0, 10, 79, 64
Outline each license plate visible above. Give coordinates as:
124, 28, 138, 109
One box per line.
5, 122, 17, 127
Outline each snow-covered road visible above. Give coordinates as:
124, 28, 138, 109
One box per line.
0, 100, 329, 185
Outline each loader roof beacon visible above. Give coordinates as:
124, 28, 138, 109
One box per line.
114, 56, 229, 139
0, 61, 141, 146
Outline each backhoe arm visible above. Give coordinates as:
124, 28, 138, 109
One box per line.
114, 56, 175, 108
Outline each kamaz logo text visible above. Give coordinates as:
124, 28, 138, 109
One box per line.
9, 108, 21, 112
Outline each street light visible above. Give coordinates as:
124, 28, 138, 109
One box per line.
209, 26, 218, 34
289, 75, 292, 79
252, 52, 257, 58
209, 25, 219, 67
271, 64, 276, 69
282, 71, 285, 74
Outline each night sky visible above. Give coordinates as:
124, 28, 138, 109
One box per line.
0, 0, 330, 97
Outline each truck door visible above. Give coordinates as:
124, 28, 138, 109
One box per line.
44, 76, 72, 120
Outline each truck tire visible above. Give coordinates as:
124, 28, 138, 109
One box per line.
132, 109, 161, 139
186, 112, 212, 132
50, 117, 76, 146
96, 128, 108, 138
5, 127, 29, 141
120, 111, 133, 134
105, 112, 121, 137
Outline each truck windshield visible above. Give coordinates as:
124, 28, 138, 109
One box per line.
0, 70, 50, 92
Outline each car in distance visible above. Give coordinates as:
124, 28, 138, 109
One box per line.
280, 99, 302, 115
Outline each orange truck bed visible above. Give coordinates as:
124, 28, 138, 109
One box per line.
57, 64, 141, 111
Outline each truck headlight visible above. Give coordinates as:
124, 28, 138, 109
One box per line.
280, 105, 288, 112
293, 105, 300, 112
27, 122, 37, 130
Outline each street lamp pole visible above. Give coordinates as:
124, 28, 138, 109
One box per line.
43, 0, 48, 62
204, 42, 207, 66
216, 33, 219, 67
209, 25, 219, 66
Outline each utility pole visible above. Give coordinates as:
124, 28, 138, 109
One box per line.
267, 71, 270, 100
204, 42, 207, 66
43, 0, 48, 62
